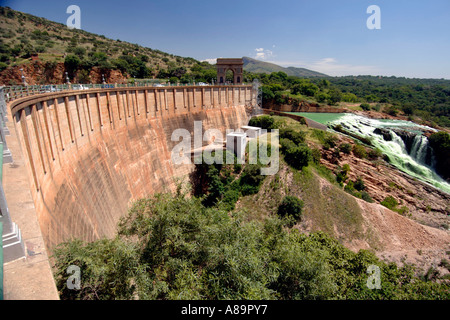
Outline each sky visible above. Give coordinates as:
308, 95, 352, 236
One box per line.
2, 0, 450, 79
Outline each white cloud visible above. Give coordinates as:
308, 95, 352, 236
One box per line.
201, 58, 217, 64
253, 48, 274, 61
308, 57, 378, 76
267, 57, 378, 76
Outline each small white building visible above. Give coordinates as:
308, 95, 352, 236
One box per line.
241, 126, 262, 139
226, 131, 247, 163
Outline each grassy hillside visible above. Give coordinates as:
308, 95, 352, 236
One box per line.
0, 6, 215, 82
243, 56, 328, 78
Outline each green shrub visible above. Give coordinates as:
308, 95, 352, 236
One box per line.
332, 148, 341, 160
360, 103, 371, 111
239, 164, 265, 196
284, 145, 312, 170
352, 144, 367, 159
339, 143, 352, 154
353, 177, 366, 191
385, 106, 399, 116
344, 180, 355, 192
342, 164, 351, 174
381, 196, 398, 210
396, 206, 409, 216
248, 115, 277, 130
64, 54, 81, 72
360, 191, 374, 203
53, 192, 450, 300
368, 148, 382, 160
279, 128, 306, 145
277, 195, 304, 225
311, 148, 322, 164
0, 62, 7, 72
220, 188, 240, 211
323, 135, 338, 150
335, 167, 349, 186
279, 138, 297, 154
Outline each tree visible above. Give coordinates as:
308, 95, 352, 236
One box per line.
249, 115, 277, 130
428, 131, 450, 180
279, 128, 306, 145
64, 54, 81, 77
291, 80, 319, 97
315, 92, 329, 103
169, 76, 179, 84
352, 144, 367, 159
360, 103, 371, 111
339, 143, 352, 155
284, 145, 312, 170
327, 87, 342, 105
73, 46, 86, 58
277, 195, 304, 225
77, 69, 90, 83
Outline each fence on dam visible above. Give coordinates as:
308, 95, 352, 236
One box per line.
1, 87, 26, 270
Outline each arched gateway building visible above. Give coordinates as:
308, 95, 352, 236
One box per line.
216, 58, 244, 85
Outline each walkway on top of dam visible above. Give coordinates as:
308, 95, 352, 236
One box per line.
1, 101, 59, 300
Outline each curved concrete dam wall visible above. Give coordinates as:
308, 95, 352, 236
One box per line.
9, 85, 253, 251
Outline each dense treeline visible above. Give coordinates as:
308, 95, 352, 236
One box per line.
246, 71, 450, 128
322, 76, 450, 127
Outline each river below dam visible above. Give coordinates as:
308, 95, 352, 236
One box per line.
289, 112, 450, 194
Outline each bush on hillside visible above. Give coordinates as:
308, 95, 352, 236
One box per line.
277, 195, 304, 226
279, 128, 306, 145
352, 144, 367, 159
428, 131, 450, 180
248, 115, 277, 130
339, 143, 352, 155
284, 144, 312, 170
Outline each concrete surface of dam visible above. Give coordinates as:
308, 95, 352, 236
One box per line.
9, 85, 253, 254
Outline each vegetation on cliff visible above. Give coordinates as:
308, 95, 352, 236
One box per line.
428, 131, 450, 181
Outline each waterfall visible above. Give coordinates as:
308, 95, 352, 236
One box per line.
328, 113, 450, 194
409, 135, 429, 165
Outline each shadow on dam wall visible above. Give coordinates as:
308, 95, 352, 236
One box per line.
9, 85, 253, 251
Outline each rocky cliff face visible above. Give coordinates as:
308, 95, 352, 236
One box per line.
319, 134, 450, 230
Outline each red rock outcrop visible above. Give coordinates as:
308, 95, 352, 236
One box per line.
0, 60, 128, 86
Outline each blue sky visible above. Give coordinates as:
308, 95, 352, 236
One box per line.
3, 0, 450, 78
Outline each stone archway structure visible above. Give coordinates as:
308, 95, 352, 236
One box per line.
216, 58, 244, 85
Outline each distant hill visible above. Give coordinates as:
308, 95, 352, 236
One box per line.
243, 56, 328, 78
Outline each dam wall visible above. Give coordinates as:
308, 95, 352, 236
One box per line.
9, 85, 253, 251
